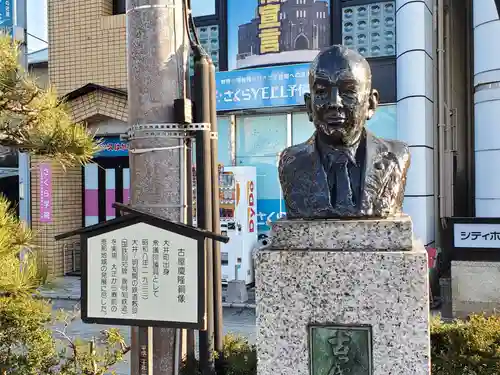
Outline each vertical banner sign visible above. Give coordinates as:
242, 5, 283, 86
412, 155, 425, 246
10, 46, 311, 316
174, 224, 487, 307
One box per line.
247, 181, 255, 233
0, 0, 13, 37
259, 0, 282, 54
39, 163, 53, 223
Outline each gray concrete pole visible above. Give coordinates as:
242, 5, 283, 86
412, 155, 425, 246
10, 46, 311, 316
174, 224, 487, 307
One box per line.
16, 0, 31, 227
127, 0, 188, 374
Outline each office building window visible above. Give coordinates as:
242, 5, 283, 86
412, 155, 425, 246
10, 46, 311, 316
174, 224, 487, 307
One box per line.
342, 1, 396, 58
188, 24, 220, 76
113, 0, 126, 15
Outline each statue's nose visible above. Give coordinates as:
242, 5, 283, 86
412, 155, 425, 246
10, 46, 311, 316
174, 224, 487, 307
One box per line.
329, 87, 342, 107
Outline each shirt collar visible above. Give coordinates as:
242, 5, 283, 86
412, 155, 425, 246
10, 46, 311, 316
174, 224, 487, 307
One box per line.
316, 133, 360, 166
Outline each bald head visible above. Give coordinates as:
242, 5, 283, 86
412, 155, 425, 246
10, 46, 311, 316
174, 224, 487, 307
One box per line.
304, 45, 379, 147
309, 45, 372, 90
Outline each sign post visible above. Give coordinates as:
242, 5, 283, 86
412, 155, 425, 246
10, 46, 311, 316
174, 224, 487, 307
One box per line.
55, 203, 229, 374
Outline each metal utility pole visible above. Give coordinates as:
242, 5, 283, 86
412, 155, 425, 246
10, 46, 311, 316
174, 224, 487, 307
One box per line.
127, 0, 188, 373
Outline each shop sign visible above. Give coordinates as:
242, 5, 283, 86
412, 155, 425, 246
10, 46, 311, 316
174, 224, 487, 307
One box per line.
39, 163, 52, 223
227, 0, 331, 70
255, 198, 286, 233
453, 223, 500, 248
444, 217, 500, 263
97, 137, 129, 158
216, 63, 310, 111
247, 181, 256, 233
0, 0, 13, 37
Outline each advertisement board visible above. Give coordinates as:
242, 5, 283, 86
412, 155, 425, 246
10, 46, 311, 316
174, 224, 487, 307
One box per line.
96, 137, 129, 158
227, 0, 331, 70
0, 0, 13, 37
216, 63, 309, 111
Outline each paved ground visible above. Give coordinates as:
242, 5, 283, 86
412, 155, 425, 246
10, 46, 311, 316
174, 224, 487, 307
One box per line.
43, 277, 256, 375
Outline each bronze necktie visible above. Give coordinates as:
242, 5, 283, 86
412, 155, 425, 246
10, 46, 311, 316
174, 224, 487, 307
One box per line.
334, 155, 355, 209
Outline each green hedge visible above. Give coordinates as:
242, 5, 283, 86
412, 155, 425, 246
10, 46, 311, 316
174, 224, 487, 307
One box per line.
431, 314, 500, 375
182, 314, 500, 375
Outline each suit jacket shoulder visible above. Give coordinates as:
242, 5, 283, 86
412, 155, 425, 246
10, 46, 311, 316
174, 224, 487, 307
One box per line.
278, 136, 315, 178
372, 134, 411, 171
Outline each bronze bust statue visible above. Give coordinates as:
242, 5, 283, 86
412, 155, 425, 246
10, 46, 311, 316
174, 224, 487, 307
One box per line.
279, 45, 410, 219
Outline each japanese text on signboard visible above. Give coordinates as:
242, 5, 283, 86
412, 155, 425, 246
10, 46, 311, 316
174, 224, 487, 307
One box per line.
88, 223, 199, 324
39, 163, 52, 223
259, 0, 281, 54
454, 223, 500, 249
216, 64, 309, 111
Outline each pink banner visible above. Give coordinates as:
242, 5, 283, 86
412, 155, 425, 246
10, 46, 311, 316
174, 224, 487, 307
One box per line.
39, 163, 52, 223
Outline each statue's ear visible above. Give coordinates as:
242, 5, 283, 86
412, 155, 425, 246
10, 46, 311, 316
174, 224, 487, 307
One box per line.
304, 93, 313, 122
367, 89, 379, 120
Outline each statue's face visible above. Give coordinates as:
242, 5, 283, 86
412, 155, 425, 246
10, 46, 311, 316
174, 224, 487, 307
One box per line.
305, 46, 379, 146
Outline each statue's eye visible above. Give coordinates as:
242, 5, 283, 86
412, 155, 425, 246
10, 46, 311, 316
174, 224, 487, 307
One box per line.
315, 88, 327, 96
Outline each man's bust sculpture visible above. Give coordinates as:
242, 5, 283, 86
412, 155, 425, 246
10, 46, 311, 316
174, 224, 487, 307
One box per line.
279, 45, 410, 219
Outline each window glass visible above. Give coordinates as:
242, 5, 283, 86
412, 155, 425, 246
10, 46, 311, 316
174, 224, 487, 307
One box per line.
217, 117, 231, 165
341, 1, 396, 58
235, 115, 287, 234
192, 116, 231, 165
366, 104, 397, 139
292, 112, 315, 145
236, 115, 287, 157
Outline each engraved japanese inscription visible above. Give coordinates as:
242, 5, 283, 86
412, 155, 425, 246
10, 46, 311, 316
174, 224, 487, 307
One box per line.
279, 45, 411, 219
309, 325, 372, 375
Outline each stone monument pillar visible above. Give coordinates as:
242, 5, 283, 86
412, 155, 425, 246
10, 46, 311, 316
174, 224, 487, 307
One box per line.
255, 215, 431, 375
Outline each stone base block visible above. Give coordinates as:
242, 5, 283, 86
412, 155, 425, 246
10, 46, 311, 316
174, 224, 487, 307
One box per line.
255, 243, 430, 375
452, 261, 500, 318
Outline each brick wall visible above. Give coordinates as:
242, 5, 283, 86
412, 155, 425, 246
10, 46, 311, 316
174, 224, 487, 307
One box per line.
31, 156, 82, 276
48, 0, 127, 95
36, 0, 129, 276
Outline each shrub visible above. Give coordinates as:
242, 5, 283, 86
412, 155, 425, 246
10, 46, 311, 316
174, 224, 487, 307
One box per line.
180, 334, 256, 375
431, 314, 500, 375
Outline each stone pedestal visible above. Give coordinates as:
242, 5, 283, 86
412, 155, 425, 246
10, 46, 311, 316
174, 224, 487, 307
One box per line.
255, 216, 430, 375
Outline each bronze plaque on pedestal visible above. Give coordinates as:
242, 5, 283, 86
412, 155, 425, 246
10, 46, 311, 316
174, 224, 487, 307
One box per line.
309, 324, 373, 375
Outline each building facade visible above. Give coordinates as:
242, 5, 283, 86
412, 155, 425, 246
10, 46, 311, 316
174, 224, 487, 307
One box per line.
34, 0, 486, 297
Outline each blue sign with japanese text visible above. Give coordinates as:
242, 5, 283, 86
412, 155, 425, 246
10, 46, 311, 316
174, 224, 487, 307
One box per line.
0, 0, 13, 36
216, 64, 310, 111
96, 137, 129, 158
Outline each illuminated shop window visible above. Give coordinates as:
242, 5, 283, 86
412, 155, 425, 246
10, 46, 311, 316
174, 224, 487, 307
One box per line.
189, 24, 220, 76
342, 1, 396, 58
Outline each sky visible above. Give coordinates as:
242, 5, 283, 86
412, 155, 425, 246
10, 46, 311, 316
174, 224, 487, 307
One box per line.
27, 0, 48, 52
25, 0, 214, 53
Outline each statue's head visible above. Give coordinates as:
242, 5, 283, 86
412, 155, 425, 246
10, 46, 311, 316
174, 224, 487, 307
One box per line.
304, 45, 379, 146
